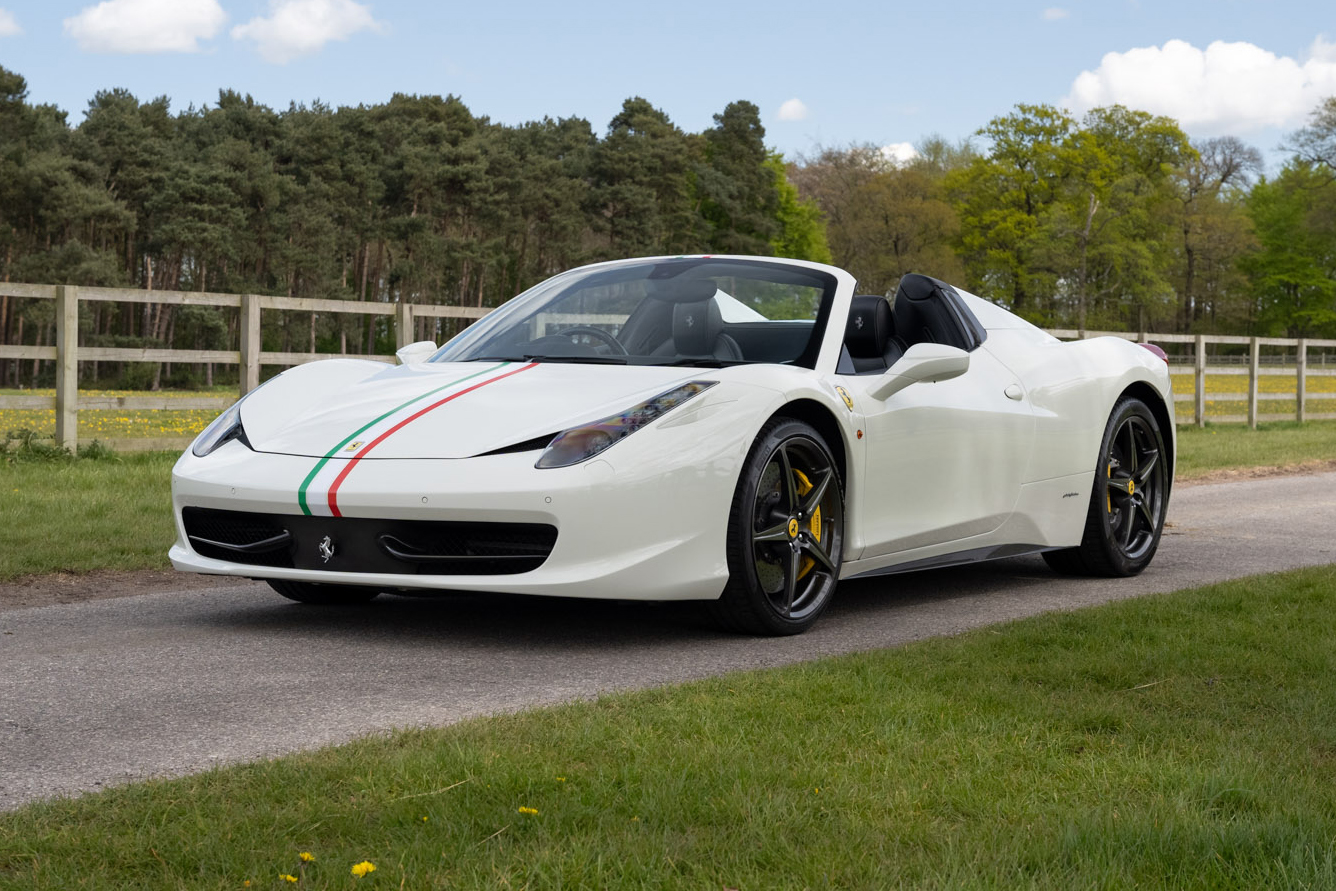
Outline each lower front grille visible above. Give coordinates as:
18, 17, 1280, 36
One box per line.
181, 507, 557, 575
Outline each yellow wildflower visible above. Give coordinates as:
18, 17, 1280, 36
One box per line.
280, 875, 298, 883
556, 776, 566, 782
518, 806, 538, 815
298, 852, 315, 863
351, 860, 377, 877
422, 816, 429, 822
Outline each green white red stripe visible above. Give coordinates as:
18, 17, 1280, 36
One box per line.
296, 362, 535, 517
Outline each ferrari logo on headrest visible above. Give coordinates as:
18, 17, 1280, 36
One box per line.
685, 314, 695, 327
854, 315, 864, 329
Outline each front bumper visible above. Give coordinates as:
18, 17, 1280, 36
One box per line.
170, 420, 753, 602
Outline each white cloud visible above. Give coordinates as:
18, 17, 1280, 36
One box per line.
0, 8, 21, 37
1041, 8, 1069, 21
777, 98, 808, 122
1313, 34, 1336, 63
64, 0, 225, 53
880, 142, 919, 165
1064, 37, 1336, 134
232, 0, 384, 64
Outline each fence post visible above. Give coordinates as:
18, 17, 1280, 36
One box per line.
239, 293, 261, 395
1297, 338, 1307, 423
55, 285, 79, 451
1194, 334, 1206, 428
1247, 336, 1260, 429
394, 302, 413, 352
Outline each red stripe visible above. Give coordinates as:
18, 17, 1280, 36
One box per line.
326, 363, 537, 517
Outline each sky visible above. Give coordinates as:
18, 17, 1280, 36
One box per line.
0, 0, 1333, 171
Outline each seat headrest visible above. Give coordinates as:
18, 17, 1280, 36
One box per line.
672, 299, 725, 355
845, 295, 893, 359
649, 279, 719, 304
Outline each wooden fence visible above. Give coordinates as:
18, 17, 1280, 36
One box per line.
2, 283, 1334, 451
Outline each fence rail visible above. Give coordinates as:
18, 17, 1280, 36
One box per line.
2, 283, 1334, 451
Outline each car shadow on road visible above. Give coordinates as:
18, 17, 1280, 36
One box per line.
204, 555, 1064, 653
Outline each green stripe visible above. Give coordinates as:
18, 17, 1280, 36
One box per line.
296, 363, 510, 515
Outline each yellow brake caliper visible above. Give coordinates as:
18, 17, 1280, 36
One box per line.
792, 469, 822, 580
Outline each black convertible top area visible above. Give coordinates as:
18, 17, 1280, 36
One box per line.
838, 273, 987, 375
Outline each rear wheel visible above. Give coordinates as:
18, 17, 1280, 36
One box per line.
267, 579, 381, 605
1043, 397, 1169, 577
711, 418, 844, 635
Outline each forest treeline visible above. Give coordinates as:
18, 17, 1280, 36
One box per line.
1, 62, 1334, 389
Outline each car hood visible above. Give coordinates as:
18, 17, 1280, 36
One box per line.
240, 360, 712, 459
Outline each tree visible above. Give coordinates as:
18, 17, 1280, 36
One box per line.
789, 144, 961, 294
1242, 163, 1336, 337
589, 97, 699, 257
1283, 96, 1336, 175
1169, 136, 1262, 331
947, 104, 1075, 319
765, 153, 830, 263
696, 100, 779, 255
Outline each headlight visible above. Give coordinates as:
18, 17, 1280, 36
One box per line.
535, 381, 716, 469
191, 401, 246, 457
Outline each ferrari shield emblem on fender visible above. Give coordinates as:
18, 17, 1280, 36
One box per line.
318, 535, 336, 563
835, 386, 854, 411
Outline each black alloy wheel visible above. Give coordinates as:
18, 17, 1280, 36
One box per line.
1044, 397, 1170, 577
712, 418, 844, 635
268, 579, 381, 605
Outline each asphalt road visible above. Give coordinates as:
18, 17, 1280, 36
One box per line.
3, 472, 1334, 811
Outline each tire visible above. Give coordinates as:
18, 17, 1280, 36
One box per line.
1043, 397, 1170, 577
267, 579, 381, 605
710, 418, 844, 635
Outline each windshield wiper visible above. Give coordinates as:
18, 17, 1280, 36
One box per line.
649, 357, 751, 368
523, 354, 628, 364
467, 354, 628, 365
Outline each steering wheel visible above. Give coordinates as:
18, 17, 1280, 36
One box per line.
559, 325, 628, 355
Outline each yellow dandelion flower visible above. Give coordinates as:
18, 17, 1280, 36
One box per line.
351, 860, 377, 877
518, 806, 538, 815
556, 777, 566, 782
298, 852, 315, 863
422, 816, 429, 822
280, 875, 298, 883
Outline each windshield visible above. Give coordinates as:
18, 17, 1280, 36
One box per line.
431, 257, 838, 368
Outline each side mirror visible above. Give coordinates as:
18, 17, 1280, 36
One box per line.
867, 343, 971, 401
395, 340, 438, 365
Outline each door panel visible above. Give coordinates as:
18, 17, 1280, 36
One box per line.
844, 347, 1034, 558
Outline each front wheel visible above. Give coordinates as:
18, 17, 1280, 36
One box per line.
267, 579, 381, 605
711, 418, 844, 635
1043, 397, 1170, 577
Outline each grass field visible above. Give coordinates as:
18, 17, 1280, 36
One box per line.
1175, 419, 1336, 477
1169, 370, 1336, 420
0, 388, 225, 440
2, 565, 1334, 889
0, 451, 177, 578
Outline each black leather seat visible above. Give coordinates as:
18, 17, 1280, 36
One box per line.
843, 295, 906, 373
652, 298, 743, 360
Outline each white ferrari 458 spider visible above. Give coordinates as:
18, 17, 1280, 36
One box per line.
171, 255, 1174, 634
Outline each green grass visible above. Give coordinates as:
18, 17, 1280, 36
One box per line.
1176, 419, 1336, 479
0, 448, 176, 579
3, 566, 1335, 889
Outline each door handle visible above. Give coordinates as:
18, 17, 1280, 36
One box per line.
1004, 384, 1023, 401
